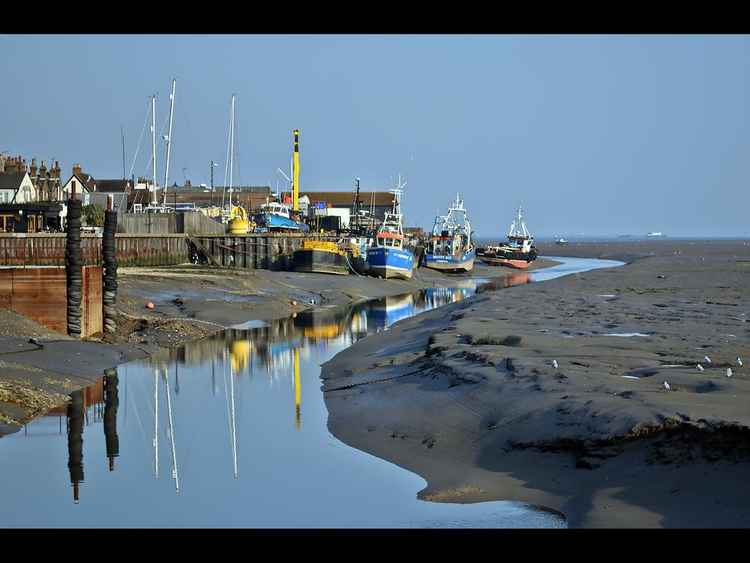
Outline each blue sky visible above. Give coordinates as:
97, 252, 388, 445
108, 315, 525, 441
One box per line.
1, 34, 749, 237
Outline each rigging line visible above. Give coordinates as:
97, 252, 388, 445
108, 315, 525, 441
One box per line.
128, 100, 150, 179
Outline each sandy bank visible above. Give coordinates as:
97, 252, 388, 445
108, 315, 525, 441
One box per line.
321, 240, 750, 527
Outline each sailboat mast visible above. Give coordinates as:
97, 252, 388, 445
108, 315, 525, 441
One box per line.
151, 95, 157, 205
229, 94, 235, 208
163, 78, 176, 208
121, 126, 126, 180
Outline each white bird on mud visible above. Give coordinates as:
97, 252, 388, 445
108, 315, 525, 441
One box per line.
664, 381, 671, 391
727, 368, 733, 378
552, 360, 559, 369
704, 355, 712, 364
738, 357, 743, 367
696, 364, 705, 372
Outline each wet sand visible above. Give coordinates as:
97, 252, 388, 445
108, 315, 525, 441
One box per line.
0, 259, 556, 437
322, 240, 750, 527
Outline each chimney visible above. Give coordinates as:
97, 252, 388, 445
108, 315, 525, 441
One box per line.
30, 158, 37, 178
72, 163, 82, 177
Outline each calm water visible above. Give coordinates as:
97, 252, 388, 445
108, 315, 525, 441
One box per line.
0, 257, 621, 528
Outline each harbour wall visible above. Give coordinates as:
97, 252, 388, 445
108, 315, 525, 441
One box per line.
118, 212, 226, 235
0, 233, 340, 270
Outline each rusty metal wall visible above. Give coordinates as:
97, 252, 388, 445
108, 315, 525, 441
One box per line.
0, 265, 103, 336
0, 267, 68, 333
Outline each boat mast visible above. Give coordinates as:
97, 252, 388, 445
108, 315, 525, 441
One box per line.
229, 94, 235, 208
151, 95, 157, 205
121, 126, 126, 180
163, 78, 176, 208
352, 177, 361, 230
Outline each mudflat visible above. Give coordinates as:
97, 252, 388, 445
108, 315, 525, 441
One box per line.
321, 239, 750, 528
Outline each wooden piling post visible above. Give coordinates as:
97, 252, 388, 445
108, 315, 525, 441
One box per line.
66, 181, 83, 338
102, 195, 118, 334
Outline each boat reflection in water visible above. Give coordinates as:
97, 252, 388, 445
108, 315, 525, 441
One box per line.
2, 263, 600, 527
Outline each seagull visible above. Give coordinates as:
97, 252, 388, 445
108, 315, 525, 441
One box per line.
738, 357, 743, 367
696, 364, 705, 372
704, 355, 712, 364
552, 360, 558, 369
727, 368, 733, 378
664, 381, 671, 391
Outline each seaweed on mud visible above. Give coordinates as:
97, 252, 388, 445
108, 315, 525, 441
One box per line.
466, 334, 523, 347
510, 420, 750, 470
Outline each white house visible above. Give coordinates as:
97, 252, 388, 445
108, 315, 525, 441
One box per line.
61, 164, 97, 205
0, 171, 37, 204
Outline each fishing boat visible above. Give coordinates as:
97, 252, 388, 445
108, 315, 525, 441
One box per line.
423, 193, 475, 273
365, 176, 415, 280
292, 239, 350, 275
477, 206, 538, 269
255, 129, 309, 233
555, 237, 569, 246
255, 201, 309, 232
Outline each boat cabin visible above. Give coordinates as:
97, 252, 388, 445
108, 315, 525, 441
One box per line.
376, 231, 403, 249
261, 202, 291, 218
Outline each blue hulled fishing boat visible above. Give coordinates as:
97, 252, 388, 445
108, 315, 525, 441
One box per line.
366, 177, 414, 280
254, 201, 309, 232
423, 193, 475, 273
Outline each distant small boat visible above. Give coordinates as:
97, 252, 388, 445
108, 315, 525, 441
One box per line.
555, 237, 568, 246
646, 232, 666, 238
477, 206, 538, 270
424, 193, 475, 273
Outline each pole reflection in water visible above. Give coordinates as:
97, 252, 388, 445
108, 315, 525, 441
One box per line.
103, 368, 119, 472
294, 348, 301, 430
66, 390, 85, 504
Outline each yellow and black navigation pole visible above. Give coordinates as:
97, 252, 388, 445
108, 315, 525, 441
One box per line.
292, 129, 300, 213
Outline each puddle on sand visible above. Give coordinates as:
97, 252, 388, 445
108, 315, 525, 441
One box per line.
0, 257, 621, 528
603, 333, 651, 338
